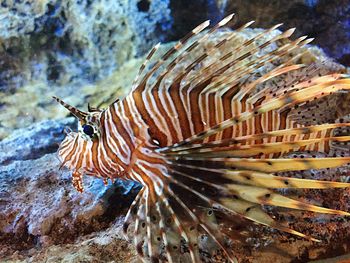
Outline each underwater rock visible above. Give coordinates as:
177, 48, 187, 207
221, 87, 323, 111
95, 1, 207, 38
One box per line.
0, 153, 139, 260
0, 0, 172, 91
0, 51, 24, 93
0, 118, 76, 165
19, 222, 137, 263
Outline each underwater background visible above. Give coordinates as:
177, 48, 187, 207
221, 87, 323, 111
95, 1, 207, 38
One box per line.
1, 0, 350, 262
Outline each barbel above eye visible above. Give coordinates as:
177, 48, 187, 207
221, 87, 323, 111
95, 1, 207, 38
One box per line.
82, 124, 94, 137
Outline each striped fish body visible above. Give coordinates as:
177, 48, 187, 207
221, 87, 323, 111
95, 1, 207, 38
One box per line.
55, 14, 350, 263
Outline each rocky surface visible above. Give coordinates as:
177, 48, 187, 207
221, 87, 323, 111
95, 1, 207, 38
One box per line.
0, 118, 76, 165
0, 0, 172, 91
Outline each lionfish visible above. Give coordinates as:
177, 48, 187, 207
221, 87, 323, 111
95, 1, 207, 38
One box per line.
54, 14, 350, 262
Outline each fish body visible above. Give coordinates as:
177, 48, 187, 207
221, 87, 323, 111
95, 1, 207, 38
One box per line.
54, 14, 350, 263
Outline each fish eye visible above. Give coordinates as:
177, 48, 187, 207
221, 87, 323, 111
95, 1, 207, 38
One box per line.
82, 124, 94, 137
